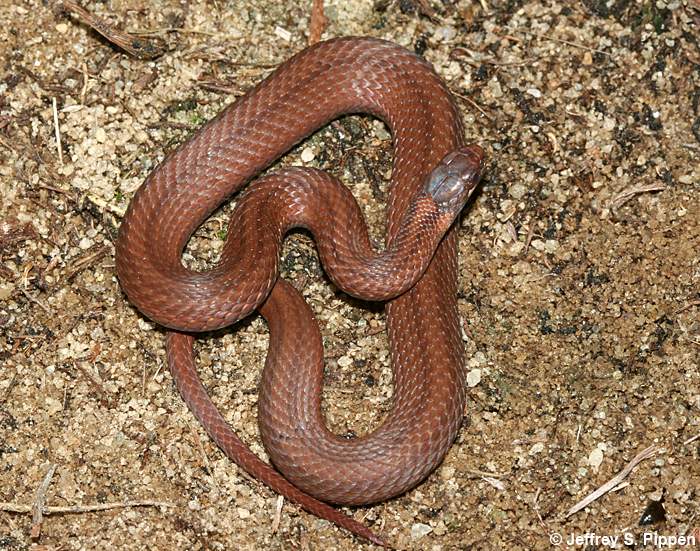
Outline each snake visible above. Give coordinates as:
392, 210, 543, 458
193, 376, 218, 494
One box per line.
115, 37, 484, 546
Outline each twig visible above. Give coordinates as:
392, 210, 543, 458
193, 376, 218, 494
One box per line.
73, 361, 113, 408
31, 464, 56, 539
56, 0, 166, 59
531, 487, 546, 528
80, 61, 89, 104
197, 80, 245, 96
132, 27, 243, 41
20, 289, 51, 314
466, 468, 509, 478
1, 373, 19, 404
308, 0, 327, 45
187, 420, 219, 492
0, 222, 37, 250
523, 220, 536, 256
506, 26, 611, 57
452, 90, 495, 122
271, 495, 284, 534
83, 192, 126, 218
450, 47, 541, 67
609, 183, 666, 211
37, 182, 70, 195
2, 500, 173, 514
52, 98, 63, 165
481, 476, 506, 490
0, 134, 17, 153
674, 300, 700, 315
0, 113, 10, 130
416, 0, 438, 20
683, 433, 700, 446
63, 245, 110, 282
565, 445, 658, 517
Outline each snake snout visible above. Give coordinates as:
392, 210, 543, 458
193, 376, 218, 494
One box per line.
424, 144, 485, 213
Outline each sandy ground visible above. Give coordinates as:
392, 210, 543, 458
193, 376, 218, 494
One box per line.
1, 0, 699, 549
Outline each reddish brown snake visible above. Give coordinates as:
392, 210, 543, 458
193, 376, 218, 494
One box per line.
115, 37, 484, 546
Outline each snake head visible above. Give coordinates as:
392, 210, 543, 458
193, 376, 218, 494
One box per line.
424, 144, 485, 214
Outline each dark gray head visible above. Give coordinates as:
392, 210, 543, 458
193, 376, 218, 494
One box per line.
424, 144, 485, 213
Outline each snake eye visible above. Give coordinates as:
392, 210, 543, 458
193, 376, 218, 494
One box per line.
424, 145, 485, 212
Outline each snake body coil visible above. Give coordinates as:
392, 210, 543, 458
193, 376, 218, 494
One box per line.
116, 37, 484, 545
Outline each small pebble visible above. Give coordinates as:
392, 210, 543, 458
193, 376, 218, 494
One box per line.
237, 508, 251, 519
544, 239, 559, 253
45, 396, 63, 416
373, 120, 390, 140
509, 183, 527, 199
435, 26, 456, 41
0, 283, 14, 300
466, 368, 482, 387
588, 446, 604, 469
274, 26, 291, 41
411, 523, 433, 539
300, 147, 315, 163
95, 127, 107, 143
